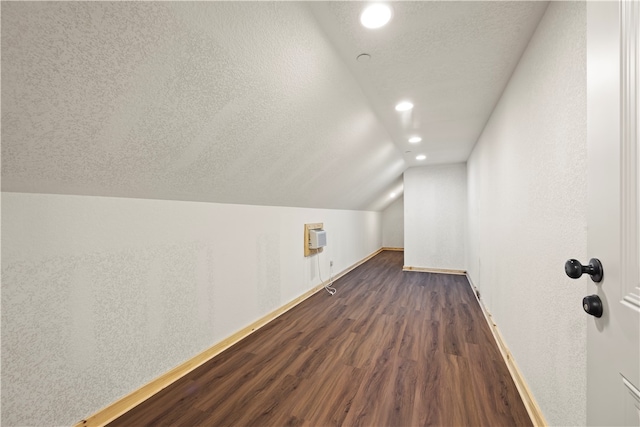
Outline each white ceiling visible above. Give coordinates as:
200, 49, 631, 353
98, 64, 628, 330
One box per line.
1, 1, 548, 211
311, 1, 548, 168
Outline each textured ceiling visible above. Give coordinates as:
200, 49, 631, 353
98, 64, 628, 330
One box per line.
1, 2, 547, 211
310, 1, 548, 168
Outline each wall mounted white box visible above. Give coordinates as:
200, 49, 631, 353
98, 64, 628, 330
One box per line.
309, 229, 327, 249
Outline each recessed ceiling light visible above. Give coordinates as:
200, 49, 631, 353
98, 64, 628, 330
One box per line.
409, 136, 422, 143
395, 101, 413, 112
390, 192, 396, 198
416, 154, 427, 161
360, 4, 392, 29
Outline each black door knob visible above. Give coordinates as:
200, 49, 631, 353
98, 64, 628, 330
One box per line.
565, 258, 604, 282
583, 295, 603, 317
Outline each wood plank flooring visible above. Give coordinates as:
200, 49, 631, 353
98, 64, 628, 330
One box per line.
109, 251, 532, 427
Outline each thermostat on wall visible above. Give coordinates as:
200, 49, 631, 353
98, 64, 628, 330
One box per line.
309, 229, 327, 249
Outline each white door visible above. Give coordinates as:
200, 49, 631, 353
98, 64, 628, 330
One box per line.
586, 1, 640, 425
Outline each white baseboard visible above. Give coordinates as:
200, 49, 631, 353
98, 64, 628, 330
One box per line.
403, 265, 466, 275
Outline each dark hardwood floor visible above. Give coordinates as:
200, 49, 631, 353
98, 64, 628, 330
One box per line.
109, 250, 532, 427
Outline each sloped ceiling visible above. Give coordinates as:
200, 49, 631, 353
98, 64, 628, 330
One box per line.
310, 1, 548, 168
1, 1, 547, 211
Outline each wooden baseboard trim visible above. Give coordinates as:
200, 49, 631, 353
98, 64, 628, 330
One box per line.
402, 265, 466, 275
75, 248, 384, 427
465, 274, 547, 427
381, 247, 404, 251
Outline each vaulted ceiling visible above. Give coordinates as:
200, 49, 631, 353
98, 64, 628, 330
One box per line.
1, 1, 548, 211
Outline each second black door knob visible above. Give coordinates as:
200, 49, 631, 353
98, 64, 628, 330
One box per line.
583, 295, 603, 318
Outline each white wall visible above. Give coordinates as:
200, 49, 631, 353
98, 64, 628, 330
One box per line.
404, 163, 467, 270
404, 164, 466, 270
466, 2, 587, 425
381, 196, 404, 248
0, 192, 381, 426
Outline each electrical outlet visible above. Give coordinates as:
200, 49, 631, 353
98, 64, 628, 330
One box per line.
330, 260, 333, 267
